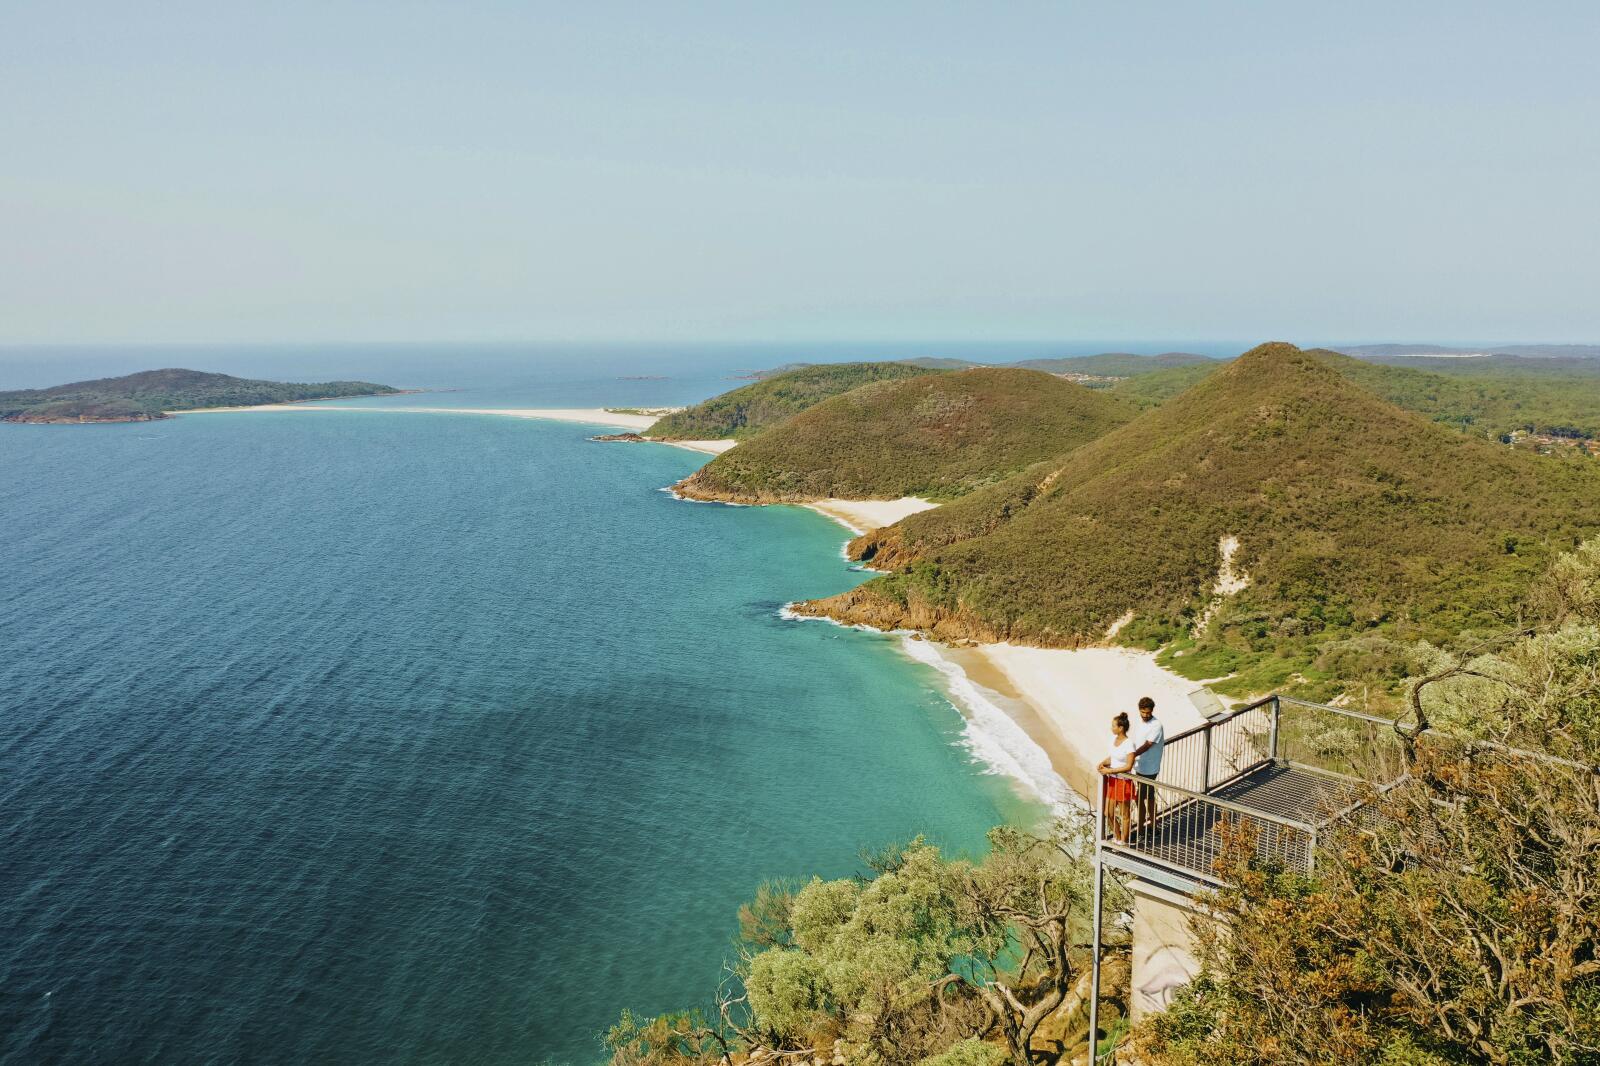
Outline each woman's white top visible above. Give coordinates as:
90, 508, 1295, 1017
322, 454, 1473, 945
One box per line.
1106, 736, 1137, 772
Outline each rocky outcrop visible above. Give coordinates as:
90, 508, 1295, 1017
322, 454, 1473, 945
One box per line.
590, 432, 647, 443
670, 468, 819, 505
790, 584, 1010, 644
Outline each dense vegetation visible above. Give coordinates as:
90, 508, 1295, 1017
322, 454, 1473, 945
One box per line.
675, 368, 1135, 503
1114, 350, 1600, 440
605, 823, 1130, 1066
0, 368, 397, 423
796, 343, 1600, 697
645, 362, 939, 440
1009, 352, 1215, 376
1134, 546, 1600, 1065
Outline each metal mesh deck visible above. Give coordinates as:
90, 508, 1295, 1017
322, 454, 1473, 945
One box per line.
1210, 763, 1366, 822
1115, 764, 1369, 880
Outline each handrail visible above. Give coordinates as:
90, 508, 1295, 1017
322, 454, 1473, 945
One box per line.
1162, 693, 1278, 747
1104, 770, 1316, 830
1276, 695, 1399, 728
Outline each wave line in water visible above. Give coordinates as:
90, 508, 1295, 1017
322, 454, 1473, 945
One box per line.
896, 637, 1079, 816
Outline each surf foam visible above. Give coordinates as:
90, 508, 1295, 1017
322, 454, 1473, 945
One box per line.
897, 637, 1079, 815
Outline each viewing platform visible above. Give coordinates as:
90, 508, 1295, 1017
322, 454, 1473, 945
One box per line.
1087, 693, 1410, 1051
1096, 694, 1406, 894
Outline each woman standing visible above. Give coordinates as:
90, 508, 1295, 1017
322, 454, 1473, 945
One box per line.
1097, 712, 1137, 843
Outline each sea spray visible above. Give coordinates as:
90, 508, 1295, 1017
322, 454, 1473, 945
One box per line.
896, 637, 1079, 816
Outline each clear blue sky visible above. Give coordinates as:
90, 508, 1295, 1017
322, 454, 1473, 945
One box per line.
2, 2, 1596, 346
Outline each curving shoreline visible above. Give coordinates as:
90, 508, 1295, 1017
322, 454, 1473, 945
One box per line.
767, 481, 1207, 806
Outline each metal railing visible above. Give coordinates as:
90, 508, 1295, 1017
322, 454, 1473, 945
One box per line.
1154, 695, 1276, 795
1097, 773, 1317, 881
1094, 695, 1406, 885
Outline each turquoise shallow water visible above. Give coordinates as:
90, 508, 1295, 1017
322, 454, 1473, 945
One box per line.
0, 387, 1038, 1063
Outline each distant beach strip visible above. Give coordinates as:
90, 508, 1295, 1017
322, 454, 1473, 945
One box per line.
183, 403, 739, 453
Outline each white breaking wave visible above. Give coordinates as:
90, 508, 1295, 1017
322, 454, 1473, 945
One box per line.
896, 637, 1079, 815
657, 485, 748, 505
776, 603, 884, 633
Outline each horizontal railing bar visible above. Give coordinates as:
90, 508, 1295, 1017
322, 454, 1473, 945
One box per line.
1275, 696, 1400, 728
1163, 695, 1277, 746
1100, 841, 1229, 888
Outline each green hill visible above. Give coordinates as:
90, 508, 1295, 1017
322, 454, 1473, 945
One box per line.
674, 367, 1135, 504
644, 361, 939, 440
1114, 349, 1600, 440
0, 368, 399, 424
795, 343, 1600, 695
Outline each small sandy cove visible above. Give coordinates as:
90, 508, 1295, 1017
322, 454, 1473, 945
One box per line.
792, 493, 1210, 802
946, 643, 1207, 802
183, 404, 737, 453
803, 497, 938, 533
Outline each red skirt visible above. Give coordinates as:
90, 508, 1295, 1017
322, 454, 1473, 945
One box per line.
1105, 776, 1135, 803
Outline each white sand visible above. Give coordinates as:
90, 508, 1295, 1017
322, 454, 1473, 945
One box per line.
183, 404, 667, 430
966, 644, 1211, 800
181, 403, 744, 455
657, 439, 738, 455
803, 497, 938, 534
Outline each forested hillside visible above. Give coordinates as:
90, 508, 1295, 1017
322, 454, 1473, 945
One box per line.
1011, 352, 1215, 376
0, 368, 397, 423
797, 343, 1600, 695
1114, 349, 1600, 440
645, 362, 938, 439
674, 368, 1134, 503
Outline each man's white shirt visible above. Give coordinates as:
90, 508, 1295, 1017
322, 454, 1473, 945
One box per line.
1133, 716, 1165, 776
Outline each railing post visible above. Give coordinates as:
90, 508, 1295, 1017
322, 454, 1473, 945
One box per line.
1269, 696, 1282, 765
1201, 725, 1212, 793
1089, 844, 1105, 1065
1306, 827, 1317, 874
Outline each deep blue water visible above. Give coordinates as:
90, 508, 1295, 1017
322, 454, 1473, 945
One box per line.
0, 351, 1046, 1064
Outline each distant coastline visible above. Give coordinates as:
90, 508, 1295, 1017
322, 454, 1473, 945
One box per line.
0, 368, 402, 424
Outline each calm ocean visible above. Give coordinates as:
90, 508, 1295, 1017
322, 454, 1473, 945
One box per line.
0, 345, 1093, 1064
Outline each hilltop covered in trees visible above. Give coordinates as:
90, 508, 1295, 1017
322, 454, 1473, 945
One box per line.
1114, 349, 1600, 441
645, 362, 939, 440
795, 343, 1600, 696
0, 368, 398, 423
674, 368, 1135, 503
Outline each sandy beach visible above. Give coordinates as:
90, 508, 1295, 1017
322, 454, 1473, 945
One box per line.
183, 404, 662, 427
657, 439, 738, 455
181, 403, 737, 453
946, 643, 1209, 803
803, 496, 938, 533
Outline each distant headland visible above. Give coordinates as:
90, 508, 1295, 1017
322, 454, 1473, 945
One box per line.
0, 368, 400, 424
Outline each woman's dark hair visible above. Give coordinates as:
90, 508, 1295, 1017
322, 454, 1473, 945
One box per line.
1112, 712, 1130, 733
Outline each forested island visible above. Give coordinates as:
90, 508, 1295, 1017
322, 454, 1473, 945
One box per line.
0, 368, 399, 423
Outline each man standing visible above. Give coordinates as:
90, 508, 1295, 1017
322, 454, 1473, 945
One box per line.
1131, 696, 1164, 839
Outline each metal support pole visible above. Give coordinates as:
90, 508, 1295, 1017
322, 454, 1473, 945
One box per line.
1201, 727, 1212, 793
1089, 783, 1106, 1065
1269, 695, 1282, 764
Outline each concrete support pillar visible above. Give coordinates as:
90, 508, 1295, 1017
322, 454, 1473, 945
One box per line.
1128, 881, 1206, 1019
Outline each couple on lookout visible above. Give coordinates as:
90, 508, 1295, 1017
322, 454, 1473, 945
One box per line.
1096, 697, 1164, 843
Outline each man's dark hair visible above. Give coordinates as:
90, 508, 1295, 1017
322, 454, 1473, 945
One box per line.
1138, 696, 1155, 711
